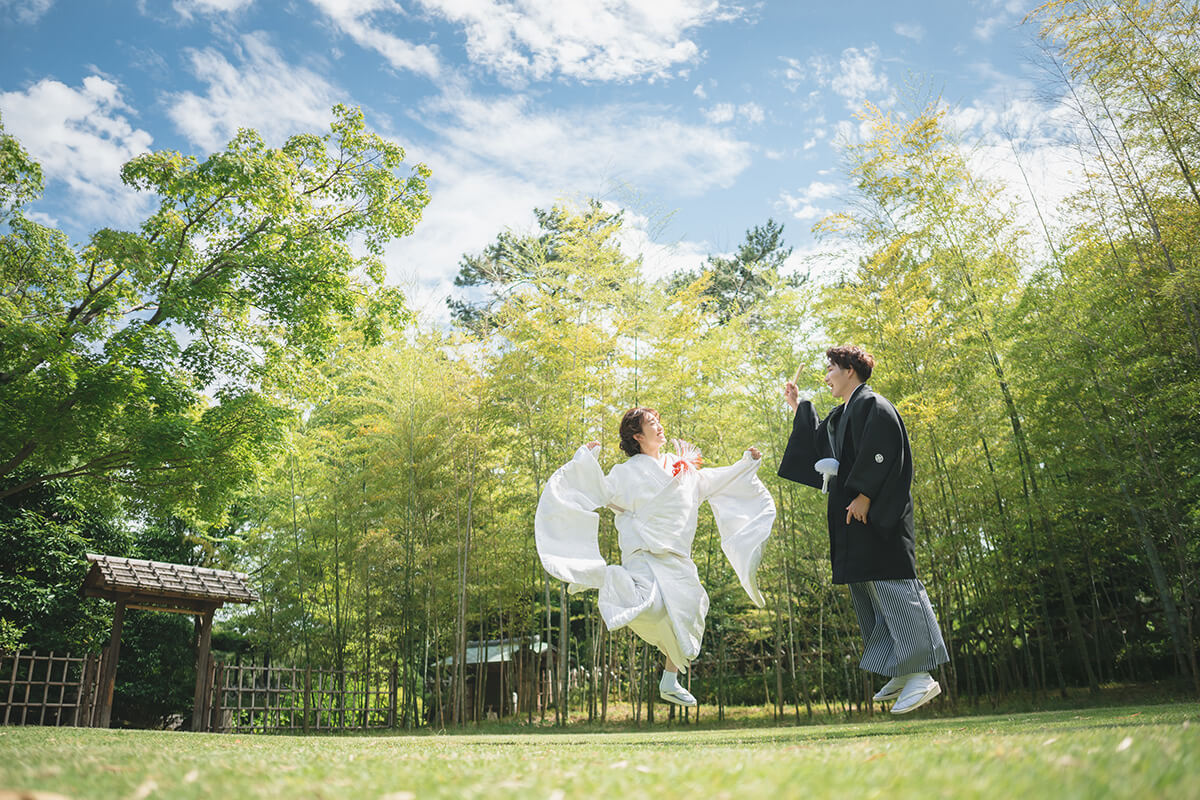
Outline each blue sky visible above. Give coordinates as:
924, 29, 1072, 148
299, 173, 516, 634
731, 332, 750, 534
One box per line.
1, 0, 1068, 319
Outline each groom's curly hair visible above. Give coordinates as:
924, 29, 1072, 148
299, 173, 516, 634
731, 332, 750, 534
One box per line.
827, 345, 876, 382
619, 407, 660, 457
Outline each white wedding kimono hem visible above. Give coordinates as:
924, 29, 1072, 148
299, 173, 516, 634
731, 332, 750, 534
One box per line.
534, 444, 776, 671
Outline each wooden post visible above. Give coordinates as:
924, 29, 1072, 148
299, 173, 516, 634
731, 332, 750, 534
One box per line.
209, 661, 224, 732
38, 651, 53, 725
303, 666, 311, 733
3, 650, 18, 726
338, 668, 346, 730
98, 598, 126, 728
54, 654, 72, 727
191, 608, 214, 731
389, 660, 398, 729
77, 653, 99, 727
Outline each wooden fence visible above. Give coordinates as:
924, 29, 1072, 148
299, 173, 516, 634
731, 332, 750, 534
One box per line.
203, 660, 398, 733
1, 649, 399, 734
1, 650, 102, 727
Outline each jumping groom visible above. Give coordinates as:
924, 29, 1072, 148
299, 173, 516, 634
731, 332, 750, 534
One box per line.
778, 346, 948, 714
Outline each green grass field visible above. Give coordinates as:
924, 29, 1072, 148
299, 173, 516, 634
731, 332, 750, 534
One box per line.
2, 702, 1197, 799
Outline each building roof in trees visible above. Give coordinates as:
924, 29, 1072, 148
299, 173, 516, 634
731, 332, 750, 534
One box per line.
440, 636, 551, 666
82, 553, 259, 614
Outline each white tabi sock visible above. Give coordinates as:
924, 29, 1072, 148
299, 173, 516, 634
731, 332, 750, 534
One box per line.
660, 670, 679, 690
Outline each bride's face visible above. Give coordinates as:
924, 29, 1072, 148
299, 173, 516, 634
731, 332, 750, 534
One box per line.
635, 414, 666, 450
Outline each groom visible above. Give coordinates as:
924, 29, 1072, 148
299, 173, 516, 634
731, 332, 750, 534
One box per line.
778, 346, 948, 714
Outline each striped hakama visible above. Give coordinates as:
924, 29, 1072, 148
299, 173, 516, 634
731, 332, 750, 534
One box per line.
849, 578, 949, 677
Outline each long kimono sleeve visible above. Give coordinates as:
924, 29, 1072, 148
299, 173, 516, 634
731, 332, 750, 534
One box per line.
777, 400, 828, 489
698, 453, 777, 607
534, 445, 614, 594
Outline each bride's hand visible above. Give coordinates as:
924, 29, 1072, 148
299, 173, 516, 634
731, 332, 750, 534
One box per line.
747, 446, 761, 460
586, 440, 601, 451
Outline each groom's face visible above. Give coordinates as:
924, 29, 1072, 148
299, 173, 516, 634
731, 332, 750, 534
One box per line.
825, 362, 856, 400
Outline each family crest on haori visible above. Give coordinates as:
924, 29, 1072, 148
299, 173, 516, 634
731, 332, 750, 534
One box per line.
535, 407, 776, 706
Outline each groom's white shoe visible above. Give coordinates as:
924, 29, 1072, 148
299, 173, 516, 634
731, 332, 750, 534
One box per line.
659, 683, 698, 707
872, 674, 912, 702
890, 672, 940, 714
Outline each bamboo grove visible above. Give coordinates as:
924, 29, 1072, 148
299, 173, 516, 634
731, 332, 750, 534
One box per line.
1, 1, 1198, 726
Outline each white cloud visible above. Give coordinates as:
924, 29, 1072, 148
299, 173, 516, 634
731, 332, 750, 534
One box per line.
786, 45, 893, 111
942, 92, 1082, 253
739, 102, 763, 125
616, 210, 710, 282
974, 15, 1005, 40
805, 54, 832, 87
308, 0, 442, 80
893, 21, 924, 41
703, 102, 734, 124
834, 118, 857, 145
973, 0, 1031, 41
382, 164, 713, 322
779, 202, 822, 222
25, 210, 59, 227
0, 75, 155, 224
164, 32, 341, 152
381, 88, 755, 314
379, 159, 544, 321
693, 83, 707, 99
805, 181, 839, 200
420, 89, 753, 197
1, 0, 53, 24
173, 0, 255, 20
413, 0, 742, 84
701, 101, 763, 125
829, 45, 891, 110
778, 180, 840, 222
778, 56, 804, 91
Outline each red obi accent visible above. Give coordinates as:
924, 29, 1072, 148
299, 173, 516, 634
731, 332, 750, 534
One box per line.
668, 439, 703, 478
671, 456, 703, 477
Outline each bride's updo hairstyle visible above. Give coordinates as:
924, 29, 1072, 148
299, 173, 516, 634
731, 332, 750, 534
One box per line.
619, 407, 659, 457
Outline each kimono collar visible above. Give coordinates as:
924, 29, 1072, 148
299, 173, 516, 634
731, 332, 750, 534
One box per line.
631, 452, 672, 473
833, 383, 870, 459
844, 382, 868, 410
624, 453, 679, 506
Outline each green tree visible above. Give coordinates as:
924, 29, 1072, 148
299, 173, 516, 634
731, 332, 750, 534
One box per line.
667, 218, 800, 324
0, 482, 129, 654
0, 105, 430, 513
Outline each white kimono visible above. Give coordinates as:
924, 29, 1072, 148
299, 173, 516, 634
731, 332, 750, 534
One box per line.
535, 444, 776, 671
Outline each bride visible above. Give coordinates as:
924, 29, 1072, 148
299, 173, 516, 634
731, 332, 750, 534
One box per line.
535, 406, 775, 706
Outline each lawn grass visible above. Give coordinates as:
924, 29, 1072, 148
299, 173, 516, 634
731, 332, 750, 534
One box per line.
1, 701, 1197, 799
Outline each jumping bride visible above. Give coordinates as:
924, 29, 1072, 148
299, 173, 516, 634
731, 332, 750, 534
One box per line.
534, 406, 776, 706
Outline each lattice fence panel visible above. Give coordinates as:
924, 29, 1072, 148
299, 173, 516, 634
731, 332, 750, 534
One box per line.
1, 651, 100, 727
216, 662, 395, 733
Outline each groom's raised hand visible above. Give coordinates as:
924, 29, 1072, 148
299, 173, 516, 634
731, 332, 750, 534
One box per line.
783, 381, 800, 412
